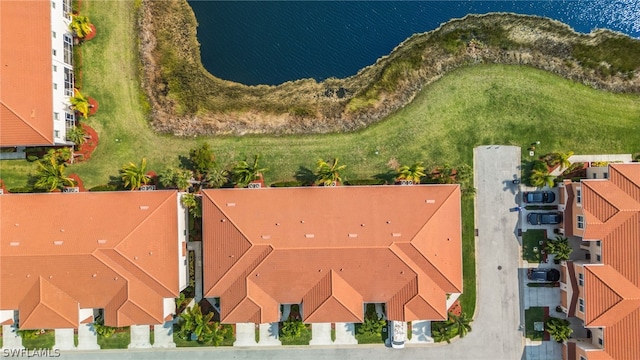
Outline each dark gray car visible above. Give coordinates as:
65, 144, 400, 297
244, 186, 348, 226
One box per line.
527, 212, 562, 225
528, 268, 560, 282
523, 191, 555, 204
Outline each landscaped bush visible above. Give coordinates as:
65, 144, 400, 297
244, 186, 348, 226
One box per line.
88, 184, 117, 192
8, 186, 34, 193
343, 179, 385, 186
270, 181, 302, 187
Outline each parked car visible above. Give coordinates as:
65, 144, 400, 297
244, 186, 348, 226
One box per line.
527, 212, 562, 225
523, 191, 556, 204
388, 321, 405, 349
528, 268, 561, 282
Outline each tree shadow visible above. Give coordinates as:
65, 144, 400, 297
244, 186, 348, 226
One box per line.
178, 155, 193, 171
294, 166, 316, 186
373, 170, 397, 185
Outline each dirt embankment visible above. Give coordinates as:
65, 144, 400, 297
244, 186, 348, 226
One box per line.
138, 0, 640, 137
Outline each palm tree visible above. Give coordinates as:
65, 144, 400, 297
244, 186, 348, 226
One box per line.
396, 163, 426, 184
545, 317, 573, 343
547, 236, 572, 261
66, 125, 87, 147
280, 318, 307, 339
449, 312, 472, 338
92, 314, 116, 338
530, 168, 556, 189
315, 157, 346, 186
550, 151, 574, 169
203, 168, 229, 189
69, 14, 93, 39
181, 193, 202, 218
177, 303, 217, 343
232, 155, 267, 188
120, 158, 151, 190
158, 167, 192, 191
70, 89, 90, 119
34, 155, 76, 192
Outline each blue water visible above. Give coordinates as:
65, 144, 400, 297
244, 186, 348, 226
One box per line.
188, 1, 640, 85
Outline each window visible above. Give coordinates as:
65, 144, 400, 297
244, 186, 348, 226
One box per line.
53, 65, 57, 72
596, 240, 601, 247
52, 1, 55, 8
577, 215, 585, 229
52, 31, 56, 38
54, 130, 60, 138
52, 49, 57, 56
63, 35, 73, 65
53, 83, 57, 90
63, 0, 71, 19
65, 112, 75, 131
64, 68, 74, 96
598, 337, 603, 346
604, 172, 608, 179
592, 173, 597, 179
54, 112, 60, 120
596, 254, 601, 262
579, 298, 585, 312
576, 188, 582, 204
579, 273, 584, 286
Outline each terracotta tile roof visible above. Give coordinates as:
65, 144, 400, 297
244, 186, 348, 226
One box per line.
566, 261, 579, 317
202, 185, 462, 324
0, 191, 180, 329
563, 180, 575, 237
579, 164, 640, 360
0, 1, 54, 146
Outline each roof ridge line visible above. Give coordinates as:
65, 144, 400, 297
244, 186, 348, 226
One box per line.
0, 101, 53, 144
202, 190, 254, 251
583, 182, 620, 214
208, 245, 273, 293
610, 164, 640, 197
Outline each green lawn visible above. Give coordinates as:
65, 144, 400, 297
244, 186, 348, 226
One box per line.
525, 307, 545, 341
459, 198, 476, 316
22, 330, 55, 350
523, 230, 548, 263
97, 330, 130, 349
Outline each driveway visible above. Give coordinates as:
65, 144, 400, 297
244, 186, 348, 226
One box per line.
57, 145, 525, 360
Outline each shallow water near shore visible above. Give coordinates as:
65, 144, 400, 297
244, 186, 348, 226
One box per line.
189, 0, 640, 85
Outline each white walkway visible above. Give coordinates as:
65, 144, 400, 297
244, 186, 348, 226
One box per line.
308, 323, 332, 345
129, 325, 152, 349
1, 324, 23, 349
152, 322, 176, 348
333, 322, 357, 345
54, 329, 75, 350
234, 323, 258, 347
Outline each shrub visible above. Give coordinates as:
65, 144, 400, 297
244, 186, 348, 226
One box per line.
343, 179, 386, 186
8, 186, 34, 193
27, 155, 39, 162
89, 184, 117, 192
270, 181, 302, 187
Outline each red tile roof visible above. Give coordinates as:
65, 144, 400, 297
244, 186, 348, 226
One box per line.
0, 1, 55, 146
579, 164, 640, 360
202, 185, 462, 324
0, 191, 181, 329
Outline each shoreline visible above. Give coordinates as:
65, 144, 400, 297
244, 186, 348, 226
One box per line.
139, 0, 640, 137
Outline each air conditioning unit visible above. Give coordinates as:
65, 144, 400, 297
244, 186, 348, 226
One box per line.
0, 189, 3, 195
63, 187, 79, 193
329, 181, 337, 187
140, 185, 156, 191
399, 180, 413, 186
248, 182, 261, 189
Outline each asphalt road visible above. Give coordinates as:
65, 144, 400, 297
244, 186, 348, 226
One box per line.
56, 145, 525, 360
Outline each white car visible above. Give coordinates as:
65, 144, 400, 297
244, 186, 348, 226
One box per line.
388, 321, 405, 349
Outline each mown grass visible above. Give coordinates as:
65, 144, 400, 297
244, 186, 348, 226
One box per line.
22, 330, 55, 350
523, 230, 547, 263
459, 198, 476, 317
97, 330, 130, 349
525, 307, 545, 341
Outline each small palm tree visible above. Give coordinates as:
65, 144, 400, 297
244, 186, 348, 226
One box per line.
547, 236, 572, 261
433, 164, 456, 184
396, 163, 426, 184
548, 151, 574, 169
158, 167, 192, 191
315, 157, 346, 186
203, 168, 229, 189
530, 168, 556, 189
93, 315, 116, 338
545, 317, 573, 343
120, 158, 151, 190
177, 303, 227, 344
69, 14, 93, 39
66, 125, 87, 146
358, 315, 386, 336
69, 89, 90, 119
34, 155, 76, 192
281, 318, 307, 339
181, 193, 202, 218
232, 155, 267, 188
450, 312, 472, 338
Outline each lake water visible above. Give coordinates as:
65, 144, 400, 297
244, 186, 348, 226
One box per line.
188, 1, 640, 85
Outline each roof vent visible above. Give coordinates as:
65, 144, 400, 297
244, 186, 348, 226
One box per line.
9, 242, 19, 247
97, 239, 107, 244
386, 221, 391, 224
92, 274, 97, 278
305, 234, 315, 239
361, 223, 365, 227
392, 233, 402, 237
261, 235, 271, 240
348, 233, 358, 238
139, 205, 149, 210
226, 202, 236, 207
425, 199, 436, 204
53, 241, 63, 245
